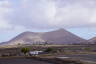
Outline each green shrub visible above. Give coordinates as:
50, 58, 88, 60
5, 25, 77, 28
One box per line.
44, 48, 53, 52
84, 47, 91, 51
21, 48, 30, 55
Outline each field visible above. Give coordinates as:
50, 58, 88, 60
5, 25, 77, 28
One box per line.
0, 44, 96, 64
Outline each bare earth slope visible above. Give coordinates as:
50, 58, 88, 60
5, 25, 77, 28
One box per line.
42, 29, 86, 44
88, 37, 96, 44
2, 29, 86, 45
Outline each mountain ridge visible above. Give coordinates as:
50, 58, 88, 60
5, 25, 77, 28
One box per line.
1, 28, 87, 45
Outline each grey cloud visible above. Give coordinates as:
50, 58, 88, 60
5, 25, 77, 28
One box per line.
4, 0, 96, 30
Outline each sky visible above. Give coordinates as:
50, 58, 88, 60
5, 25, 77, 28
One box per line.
0, 0, 96, 42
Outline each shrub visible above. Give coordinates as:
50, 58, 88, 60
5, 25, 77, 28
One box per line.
21, 48, 30, 55
84, 47, 91, 51
44, 48, 53, 52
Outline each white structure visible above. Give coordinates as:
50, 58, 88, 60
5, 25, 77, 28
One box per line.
29, 51, 43, 55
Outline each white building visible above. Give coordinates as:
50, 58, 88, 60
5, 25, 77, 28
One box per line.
29, 51, 43, 55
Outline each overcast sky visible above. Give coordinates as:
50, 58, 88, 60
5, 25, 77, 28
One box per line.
0, 0, 96, 42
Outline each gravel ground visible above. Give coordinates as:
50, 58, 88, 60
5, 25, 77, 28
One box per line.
0, 58, 53, 64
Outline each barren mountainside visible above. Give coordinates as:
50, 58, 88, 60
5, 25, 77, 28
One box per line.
2, 29, 86, 45
88, 37, 96, 44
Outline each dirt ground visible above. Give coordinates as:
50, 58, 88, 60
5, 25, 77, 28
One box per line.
0, 57, 53, 64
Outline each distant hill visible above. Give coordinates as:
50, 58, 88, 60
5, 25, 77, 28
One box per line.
1, 29, 86, 45
88, 37, 96, 44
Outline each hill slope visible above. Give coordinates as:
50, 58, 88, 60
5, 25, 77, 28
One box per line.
2, 29, 86, 45
88, 37, 96, 44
